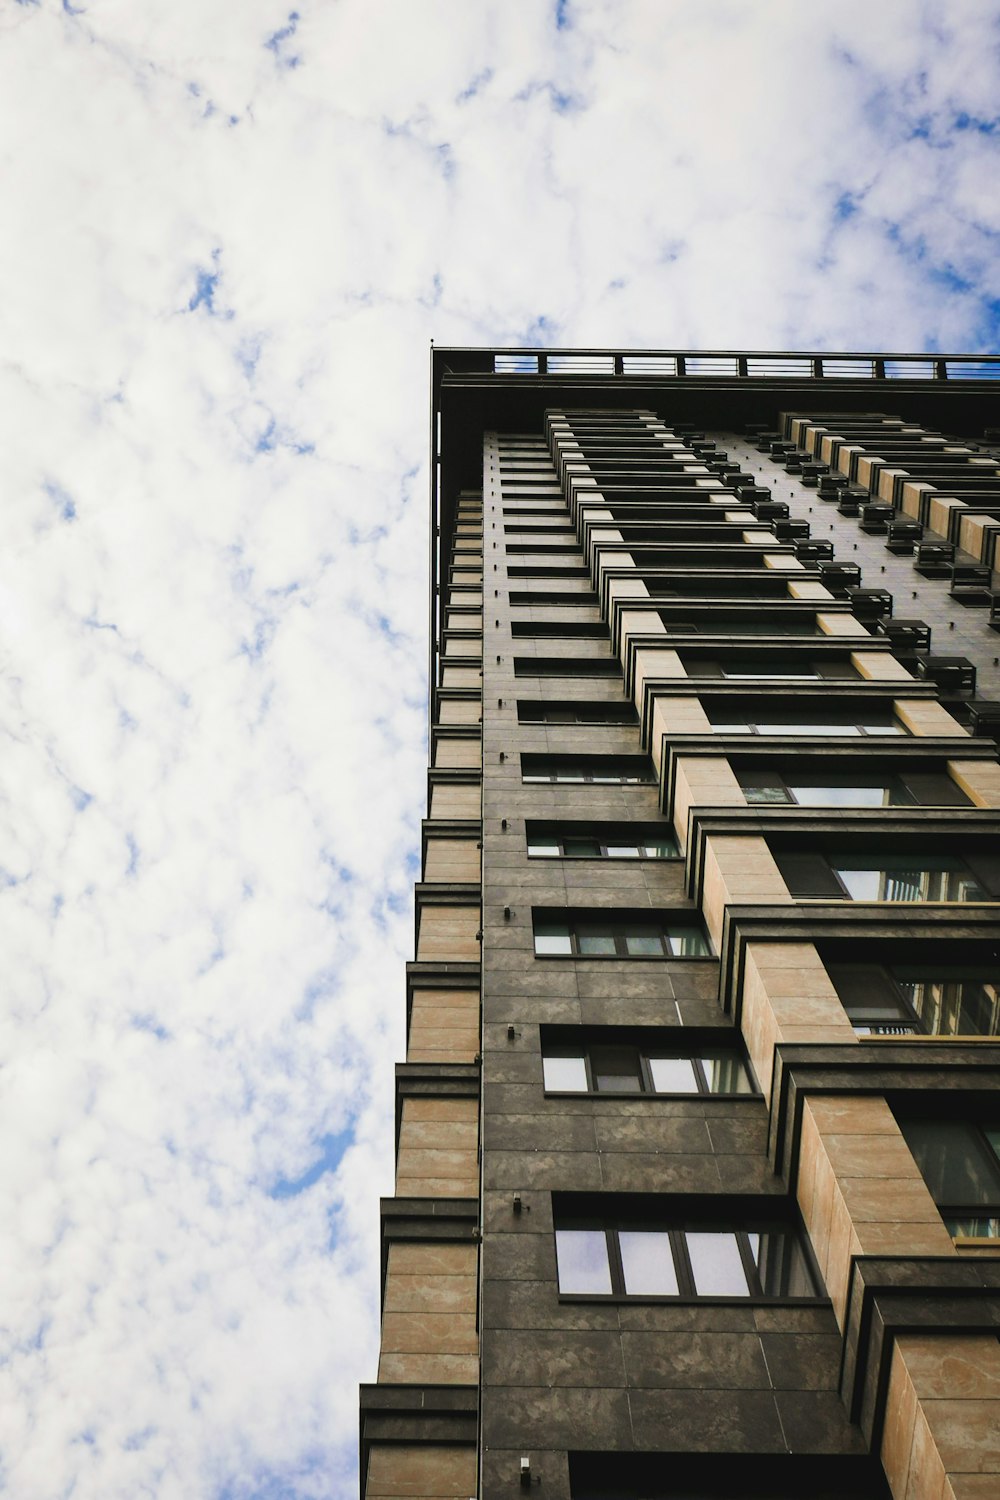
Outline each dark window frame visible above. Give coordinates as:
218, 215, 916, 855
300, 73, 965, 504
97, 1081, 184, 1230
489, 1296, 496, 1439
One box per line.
554, 1215, 819, 1303
541, 1040, 756, 1097
533, 913, 712, 960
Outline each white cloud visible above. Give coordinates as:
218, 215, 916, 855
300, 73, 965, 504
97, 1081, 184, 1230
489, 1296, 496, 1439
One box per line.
0, 0, 997, 1495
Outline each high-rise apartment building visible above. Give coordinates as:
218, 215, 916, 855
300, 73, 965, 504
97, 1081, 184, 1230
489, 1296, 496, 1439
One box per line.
360, 350, 1000, 1500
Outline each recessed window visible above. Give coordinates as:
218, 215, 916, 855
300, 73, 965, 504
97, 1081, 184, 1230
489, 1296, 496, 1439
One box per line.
555, 1218, 817, 1299
542, 1042, 754, 1095
683, 655, 857, 681
527, 824, 679, 860
738, 766, 970, 808
773, 848, 990, 902
534, 914, 711, 959
825, 961, 1000, 1036
900, 1119, 1000, 1237
513, 657, 620, 677
521, 755, 654, 784
517, 701, 637, 725
711, 716, 906, 737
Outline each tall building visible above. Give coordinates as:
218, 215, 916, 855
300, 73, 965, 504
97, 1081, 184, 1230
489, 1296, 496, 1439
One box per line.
360, 349, 1000, 1500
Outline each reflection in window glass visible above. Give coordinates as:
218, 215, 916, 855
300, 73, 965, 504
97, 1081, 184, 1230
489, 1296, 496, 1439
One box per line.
667, 927, 711, 957
591, 1047, 642, 1092
754, 1230, 815, 1296
530, 837, 561, 857
542, 1055, 588, 1091
701, 1055, 754, 1094
619, 1231, 678, 1296
832, 854, 984, 903
790, 784, 892, 808
555, 1229, 612, 1294
578, 925, 618, 955
686, 1231, 749, 1295
624, 927, 664, 956
648, 1057, 699, 1093
534, 922, 573, 955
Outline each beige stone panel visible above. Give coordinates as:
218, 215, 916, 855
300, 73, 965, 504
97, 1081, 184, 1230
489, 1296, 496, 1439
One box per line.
817, 612, 870, 636
742, 530, 776, 546
763, 553, 803, 570
851, 651, 915, 682
416, 905, 481, 962
836, 444, 861, 478
380, 1312, 478, 1355
740, 944, 854, 1095
429, 783, 481, 820
671, 756, 746, 846
881, 1342, 920, 1500
440, 667, 482, 688
896, 700, 969, 739
443, 637, 482, 659
856, 454, 885, 488
878, 468, 908, 502
958, 513, 997, 564
433, 740, 481, 770
407, 990, 482, 1074
377, 1351, 478, 1383
701, 835, 792, 951
649, 696, 711, 774
366, 1444, 477, 1500
802, 425, 826, 455
886, 1335, 1000, 1499
437, 700, 481, 726
446, 612, 480, 631
608, 576, 652, 607
619, 608, 666, 663
798, 1098, 954, 1327
948, 760, 1000, 809
787, 581, 834, 600
448, 590, 482, 607
947, 1475, 1000, 1499
901, 481, 937, 520
633, 648, 685, 712
820, 434, 846, 464
386, 1242, 477, 1281
423, 840, 481, 884
453, 540, 481, 554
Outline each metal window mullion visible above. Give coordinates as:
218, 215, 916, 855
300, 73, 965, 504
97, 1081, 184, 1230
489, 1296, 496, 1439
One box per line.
692, 1057, 710, 1096
606, 1226, 626, 1296
638, 1054, 656, 1095
672, 1229, 696, 1297
737, 1230, 764, 1296
583, 1050, 596, 1093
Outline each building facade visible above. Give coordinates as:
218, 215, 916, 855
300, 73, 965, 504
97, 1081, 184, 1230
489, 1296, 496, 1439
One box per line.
360, 350, 1000, 1500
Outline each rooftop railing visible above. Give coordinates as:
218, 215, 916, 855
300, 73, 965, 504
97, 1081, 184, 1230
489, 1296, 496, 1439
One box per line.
451, 349, 1000, 381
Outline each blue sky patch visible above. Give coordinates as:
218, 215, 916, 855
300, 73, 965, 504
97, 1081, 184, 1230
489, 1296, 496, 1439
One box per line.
268, 1129, 352, 1199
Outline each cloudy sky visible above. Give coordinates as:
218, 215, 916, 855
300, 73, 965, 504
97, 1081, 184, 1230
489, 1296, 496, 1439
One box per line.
0, 0, 998, 1496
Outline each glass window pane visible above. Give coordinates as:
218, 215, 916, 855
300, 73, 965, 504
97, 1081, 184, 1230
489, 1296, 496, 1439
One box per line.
604, 844, 640, 858
618, 1231, 679, 1295
577, 924, 617, 955
534, 923, 573, 955
743, 785, 791, 804
648, 1056, 699, 1093
754, 1229, 815, 1296
902, 1121, 1000, 1209
665, 927, 710, 957
562, 838, 602, 857
789, 784, 890, 808
542, 1055, 588, 1091
640, 839, 679, 858
686, 1231, 750, 1295
555, 1229, 612, 1294
700, 1055, 753, 1094
591, 1046, 642, 1092
624, 927, 665, 956
529, 838, 561, 857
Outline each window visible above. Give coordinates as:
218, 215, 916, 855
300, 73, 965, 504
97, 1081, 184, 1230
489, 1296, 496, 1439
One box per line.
521, 755, 653, 784
710, 715, 906, 737
773, 847, 989, 902
513, 657, 620, 677
900, 1119, 1000, 1237
826, 962, 1000, 1036
683, 655, 857, 681
555, 1218, 816, 1299
738, 766, 970, 808
527, 824, 679, 859
517, 701, 637, 725
533, 913, 711, 958
542, 1042, 754, 1095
